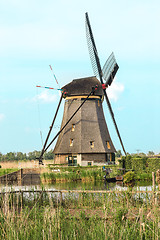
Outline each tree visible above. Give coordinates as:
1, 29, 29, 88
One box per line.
5, 152, 16, 161
44, 150, 54, 160
16, 152, 26, 160
27, 151, 41, 160
0, 150, 55, 161
148, 151, 155, 156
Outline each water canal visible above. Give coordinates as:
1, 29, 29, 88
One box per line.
0, 180, 157, 192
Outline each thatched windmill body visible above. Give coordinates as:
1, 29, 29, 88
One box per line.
38, 13, 126, 166
53, 77, 115, 166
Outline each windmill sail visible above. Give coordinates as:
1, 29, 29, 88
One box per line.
85, 12, 126, 155
85, 12, 102, 80
102, 52, 119, 86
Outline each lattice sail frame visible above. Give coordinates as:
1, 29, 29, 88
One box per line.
85, 12, 126, 156
85, 13, 119, 86
85, 13, 103, 81
102, 52, 119, 86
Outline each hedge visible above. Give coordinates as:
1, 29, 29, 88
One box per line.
119, 156, 160, 173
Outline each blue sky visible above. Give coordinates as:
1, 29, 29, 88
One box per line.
0, 0, 160, 155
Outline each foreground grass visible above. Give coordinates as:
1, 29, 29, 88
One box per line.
0, 189, 159, 239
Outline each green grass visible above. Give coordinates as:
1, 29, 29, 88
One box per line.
136, 172, 152, 181
41, 168, 106, 183
48, 164, 119, 172
42, 166, 119, 183
42, 165, 153, 184
0, 168, 18, 177
0, 189, 159, 239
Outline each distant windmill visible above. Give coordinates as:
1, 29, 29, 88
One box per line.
38, 13, 126, 165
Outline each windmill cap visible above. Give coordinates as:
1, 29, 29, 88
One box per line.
62, 76, 103, 97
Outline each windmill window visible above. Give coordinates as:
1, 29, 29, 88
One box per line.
90, 141, 94, 148
106, 141, 111, 149
70, 139, 73, 146
71, 124, 75, 132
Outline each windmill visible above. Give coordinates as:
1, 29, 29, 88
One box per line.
38, 13, 126, 165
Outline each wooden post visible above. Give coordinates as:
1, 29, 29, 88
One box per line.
156, 170, 160, 205
5, 175, 8, 185
152, 172, 155, 192
155, 192, 158, 206
21, 191, 23, 211
156, 170, 160, 190
19, 168, 23, 185
4, 193, 7, 215
60, 192, 62, 206
104, 203, 106, 239
152, 172, 156, 205
139, 207, 143, 237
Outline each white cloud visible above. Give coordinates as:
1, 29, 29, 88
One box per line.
32, 90, 57, 103
107, 80, 124, 102
0, 114, 5, 121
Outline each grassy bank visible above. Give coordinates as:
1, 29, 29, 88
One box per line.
0, 168, 18, 177
41, 169, 103, 183
0, 189, 159, 239
41, 165, 154, 184
41, 166, 119, 183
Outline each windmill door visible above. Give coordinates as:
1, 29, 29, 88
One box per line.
68, 155, 77, 166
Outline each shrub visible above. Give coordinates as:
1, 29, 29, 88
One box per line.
119, 156, 160, 174
123, 171, 136, 183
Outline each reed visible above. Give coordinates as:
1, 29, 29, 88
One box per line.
41, 168, 105, 183
0, 189, 159, 239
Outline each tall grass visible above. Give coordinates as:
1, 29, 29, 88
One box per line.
41, 167, 119, 183
41, 169, 104, 183
0, 189, 159, 239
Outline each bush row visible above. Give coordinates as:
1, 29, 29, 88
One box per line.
119, 156, 160, 173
